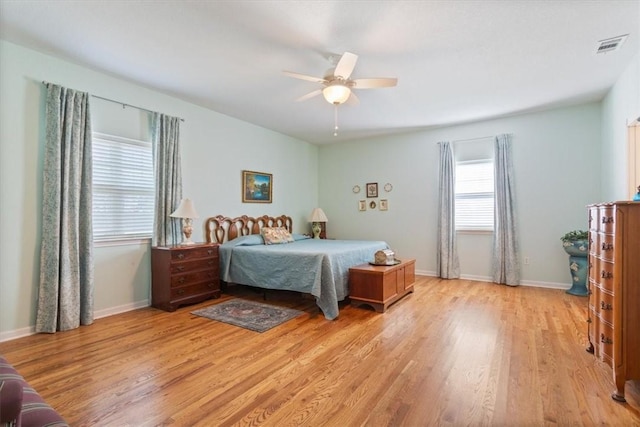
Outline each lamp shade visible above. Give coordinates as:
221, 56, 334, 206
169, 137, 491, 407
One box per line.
322, 84, 351, 105
308, 207, 328, 223
170, 198, 199, 219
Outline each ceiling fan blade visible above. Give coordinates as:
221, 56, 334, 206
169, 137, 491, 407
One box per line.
346, 91, 360, 106
283, 70, 326, 83
334, 52, 358, 79
352, 77, 398, 89
296, 89, 322, 102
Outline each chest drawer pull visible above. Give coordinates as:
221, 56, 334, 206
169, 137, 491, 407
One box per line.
178, 277, 186, 284
177, 253, 185, 260
208, 261, 214, 266
177, 265, 185, 271
601, 270, 613, 279
177, 289, 185, 295
207, 249, 214, 255
600, 301, 612, 310
600, 334, 613, 344
601, 242, 613, 251
601, 216, 614, 224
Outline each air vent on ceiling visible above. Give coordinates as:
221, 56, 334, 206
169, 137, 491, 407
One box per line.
596, 34, 628, 54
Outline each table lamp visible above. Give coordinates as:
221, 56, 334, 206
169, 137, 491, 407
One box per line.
308, 207, 328, 239
170, 198, 199, 245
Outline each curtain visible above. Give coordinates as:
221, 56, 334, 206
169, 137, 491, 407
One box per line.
437, 141, 460, 278
36, 83, 94, 333
151, 112, 182, 246
492, 134, 520, 286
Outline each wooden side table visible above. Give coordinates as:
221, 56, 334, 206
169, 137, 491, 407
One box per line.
151, 243, 220, 311
349, 259, 415, 312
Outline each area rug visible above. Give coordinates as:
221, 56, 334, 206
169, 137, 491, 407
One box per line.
191, 299, 304, 333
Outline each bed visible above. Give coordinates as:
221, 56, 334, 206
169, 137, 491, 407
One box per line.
204, 215, 389, 320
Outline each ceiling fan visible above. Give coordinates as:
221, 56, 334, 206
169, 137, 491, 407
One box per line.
283, 52, 398, 106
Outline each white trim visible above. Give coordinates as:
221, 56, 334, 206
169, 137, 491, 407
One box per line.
0, 299, 150, 343
0, 326, 35, 343
94, 299, 150, 319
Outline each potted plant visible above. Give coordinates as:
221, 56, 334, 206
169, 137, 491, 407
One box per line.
561, 230, 589, 256
560, 229, 589, 296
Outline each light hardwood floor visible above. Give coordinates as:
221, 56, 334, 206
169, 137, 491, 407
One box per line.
2, 277, 639, 426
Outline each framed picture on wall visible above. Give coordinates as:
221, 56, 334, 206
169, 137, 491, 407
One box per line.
242, 170, 272, 203
380, 199, 388, 211
366, 182, 378, 198
358, 200, 366, 211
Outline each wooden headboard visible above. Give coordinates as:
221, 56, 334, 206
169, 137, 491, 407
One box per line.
204, 215, 293, 244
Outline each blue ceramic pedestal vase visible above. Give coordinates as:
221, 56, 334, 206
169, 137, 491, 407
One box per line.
563, 239, 589, 296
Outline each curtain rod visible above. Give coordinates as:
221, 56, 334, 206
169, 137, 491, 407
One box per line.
452, 135, 494, 143
42, 81, 185, 122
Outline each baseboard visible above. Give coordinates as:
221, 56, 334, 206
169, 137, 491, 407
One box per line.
418, 270, 570, 290
94, 299, 150, 319
0, 326, 35, 343
0, 299, 150, 343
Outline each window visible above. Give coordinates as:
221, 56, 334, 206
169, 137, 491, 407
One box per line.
92, 132, 154, 242
455, 159, 494, 231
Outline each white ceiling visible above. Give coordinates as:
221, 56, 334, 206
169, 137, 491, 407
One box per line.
1, 1, 638, 144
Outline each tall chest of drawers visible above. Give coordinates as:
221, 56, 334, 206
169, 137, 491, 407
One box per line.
587, 202, 640, 402
151, 243, 220, 312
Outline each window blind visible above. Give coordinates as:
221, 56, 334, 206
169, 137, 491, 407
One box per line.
455, 160, 494, 231
92, 133, 154, 241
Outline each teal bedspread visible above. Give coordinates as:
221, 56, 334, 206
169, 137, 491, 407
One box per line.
219, 235, 388, 320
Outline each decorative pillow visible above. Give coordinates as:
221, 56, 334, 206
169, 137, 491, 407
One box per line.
261, 227, 294, 245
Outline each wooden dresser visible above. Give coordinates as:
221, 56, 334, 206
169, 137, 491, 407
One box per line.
151, 243, 220, 312
586, 202, 640, 402
349, 259, 415, 312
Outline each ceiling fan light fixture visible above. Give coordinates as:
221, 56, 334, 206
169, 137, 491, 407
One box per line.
322, 83, 351, 105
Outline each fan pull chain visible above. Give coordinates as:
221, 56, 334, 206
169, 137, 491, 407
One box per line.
334, 105, 339, 137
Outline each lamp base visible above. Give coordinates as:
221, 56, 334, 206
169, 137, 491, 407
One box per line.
312, 222, 321, 239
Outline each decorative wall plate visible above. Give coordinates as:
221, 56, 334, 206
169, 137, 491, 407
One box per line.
369, 200, 377, 209
384, 183, 393, 192
352, 185, 361, 194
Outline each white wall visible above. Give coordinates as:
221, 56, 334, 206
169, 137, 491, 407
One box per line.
319, 103, 602, 286
601, 53, 640, 201
0, 41, 319, 339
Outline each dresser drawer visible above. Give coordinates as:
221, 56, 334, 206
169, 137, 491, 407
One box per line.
171, 245, 217, 261
599, 260, 614, 291
170, 269, 218, 287
596, 288, 613, 327
599, 206, 615, 234
171, 281, 219, 300
599, 234, 615, 261
170, 257, 218, 274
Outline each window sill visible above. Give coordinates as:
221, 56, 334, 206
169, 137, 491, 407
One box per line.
94, 238, 151, 248
456, 230, 493, 235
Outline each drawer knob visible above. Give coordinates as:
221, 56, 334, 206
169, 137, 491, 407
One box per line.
601, 242, 613, 251
178, 277, 186, 284
177, 253, 185, 259
600, 301, 612, 310
601, 270, 613, 279
600, 334, 612, 344
601, 216, 614, 224
586, 317, 592, 323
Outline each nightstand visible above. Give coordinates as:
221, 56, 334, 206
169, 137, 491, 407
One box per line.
151, 243, 220, 311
